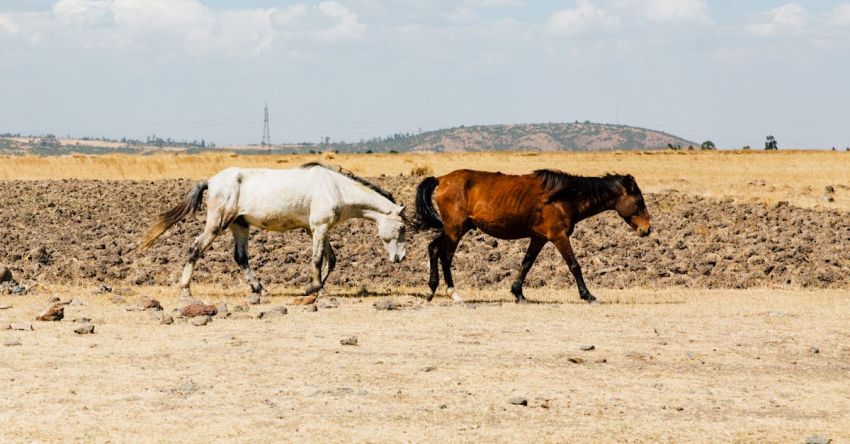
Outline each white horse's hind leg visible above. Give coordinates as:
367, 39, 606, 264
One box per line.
178, 190, 236, 300
230, 220, 263, 295
178, 226, 218, 300
305, 224, 329, 295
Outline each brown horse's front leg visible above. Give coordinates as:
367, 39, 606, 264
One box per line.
552, 235, 596, 304
510, 237, 546, 304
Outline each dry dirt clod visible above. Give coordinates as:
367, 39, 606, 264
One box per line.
340, 336, 358, 346
139, 298, 162, 311
568, 357, 585, 364
373, 299, 396, 311
74, 324, 95, 335
180, 304, 217, 318
580, 345, 596, 351
304, 304, 318, 312
11, 322, 33, 331
291, 295, 318, 306
36, 303, 64, 322
258, 306, 287, 319
508, 397, 528, 406
191, 316, 211, 326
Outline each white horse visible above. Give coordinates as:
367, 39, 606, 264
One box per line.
141, 162, 408, 299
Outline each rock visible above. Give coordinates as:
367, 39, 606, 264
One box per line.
822, 194, 835, 203
806, 436, 832, 444
190, 315, 211, 326
304, 304, 318, 312
824, 185, 835, 194
320, 298, 339, 309
340, 336, 358, 346
48, 296, 60, 303
580, 345, 596, 351
72, 317, 92, 324
36, 303, 64, 321
215, 303, 229, 317
180, 304, 218, 318
810, 347, 820, 355
3, 337, 22, 346
69, 299, 84, 307
568, 357, 585, 364
109, 295, 126, 305
95, 285, 113, 294
159, 313, 174, 325
508, 397, 528, 406
74, 324, 95, 335
422, 366, 436, 372
0, 304, 11, 310
258, 307, 287, 319
0, 267, 12, 283
373, 299, 396, 311
10, 285, 26, 295
11, 322, 33, 331
291, 295, 317, 305
140, 298, 162, 311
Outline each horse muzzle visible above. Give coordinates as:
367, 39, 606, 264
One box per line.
637, 226, 652, 237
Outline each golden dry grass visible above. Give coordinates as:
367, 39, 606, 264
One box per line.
1, 150, 849, 209
1, 286, 848, 442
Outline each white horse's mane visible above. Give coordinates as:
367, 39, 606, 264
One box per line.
301, 162, 396, 204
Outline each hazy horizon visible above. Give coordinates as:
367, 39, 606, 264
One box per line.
2, 0, 849, 149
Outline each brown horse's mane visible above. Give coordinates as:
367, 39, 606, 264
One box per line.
301, 162, 397, 204
533, 169, 629, 206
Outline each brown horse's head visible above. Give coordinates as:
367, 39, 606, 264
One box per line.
614, 175, 652, 237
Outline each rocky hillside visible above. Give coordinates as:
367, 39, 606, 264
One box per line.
343, 122, 696, 153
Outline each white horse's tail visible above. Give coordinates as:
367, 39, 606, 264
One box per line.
140, 181, 208, 249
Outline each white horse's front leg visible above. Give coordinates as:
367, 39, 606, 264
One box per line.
305, 224, 329, 295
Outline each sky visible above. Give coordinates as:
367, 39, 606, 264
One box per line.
1, 1, 849, 148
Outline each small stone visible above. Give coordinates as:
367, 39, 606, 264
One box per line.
373, 299, 396, 311
810, 347, 820, 355
422, 366, 436, 372
139, 298, 162, 311
96, 285, 113, 294
258, 307, 287, 319
74, 324, 95, 335
180, 304, 217, 318
304, 304, 318, 312
11, 322, 33, 331
215, 303, 229, 317
580, 345, 596, 351
0, 267, 12, 283
291, 295, 317, 306
158, 313, 174, 325
806, 435, 832, 444
190, 315, 211, 326
0, 304, 11, 310
822, 194, 835, 203
340, 336, 358, 346
824, 185, 835, 194
36, 303, 64, 321
508, 397, 528, 406
10, 285, 26, 295
72, 317, 92, 324
568, 357, 585, 364
48, 296, 60, 303
69, 299, 84, 307
3, 337, 22, 346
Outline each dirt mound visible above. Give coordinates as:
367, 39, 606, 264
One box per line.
0, 177, 847, 293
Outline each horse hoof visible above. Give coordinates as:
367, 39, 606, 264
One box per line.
586, 298, 599, 305
426, 292, 435, 302
304, 286, 321, 296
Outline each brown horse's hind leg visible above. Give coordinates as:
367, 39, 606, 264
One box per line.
510, 237, 546, 304
426, 235, 442, 301
551, 235, 597, 304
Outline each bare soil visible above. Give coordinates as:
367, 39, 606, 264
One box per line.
1, 287, 848, 442
0, 177, 847, 297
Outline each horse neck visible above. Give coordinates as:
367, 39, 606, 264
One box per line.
574, 179, 621, 221
340, 184, 396, 220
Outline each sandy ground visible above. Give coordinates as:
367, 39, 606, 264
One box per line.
1, 286, 848, 443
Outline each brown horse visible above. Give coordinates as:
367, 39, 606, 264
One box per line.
414, 169, 652, 304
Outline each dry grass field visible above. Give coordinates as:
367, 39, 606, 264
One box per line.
0, 151, 848, 443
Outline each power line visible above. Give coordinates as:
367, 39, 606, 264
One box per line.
261, 102, 271, 148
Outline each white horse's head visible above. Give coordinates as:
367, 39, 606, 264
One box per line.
377, 205, 407, 263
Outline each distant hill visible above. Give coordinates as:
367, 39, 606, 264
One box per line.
0, 122, 696, 155
336, 122, 696, 153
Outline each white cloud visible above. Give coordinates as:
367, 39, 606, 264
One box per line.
747, 3, 806, 37
827, 3, 850, 27
0, 13, 19, 35
546, 0, 620, 35
645, 0, 709, 23
316, 1, 366, 40
54, 0, 115, 27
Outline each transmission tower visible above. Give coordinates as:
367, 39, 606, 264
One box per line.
261, 103, 271, 148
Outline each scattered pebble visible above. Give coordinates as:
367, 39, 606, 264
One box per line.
422, 366, 436, 372
0, 304, 11, 310
139, 298, 162, 311
96, 285, 113, 294
74, 324, 95, 335
258, 307, 288, 319
69, 299, 84, 307
508, 397, 528, 406
215, 303, 230, 318
304, 304, 318, 312
568, 357, 585, 364
36, 303, 64, 322
190, 315, 211, 326
340, 336, 358, 346
580, 345, 596, 351
810, 347, 820, 355
3, 337, 22, 347
373, 299, 396, 311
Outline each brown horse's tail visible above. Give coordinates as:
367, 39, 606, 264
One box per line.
414, 176, 443, 231
139, 181, 208, 249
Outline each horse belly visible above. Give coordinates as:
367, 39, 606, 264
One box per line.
470, 216, 532, 240
243, 213, 307, 232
